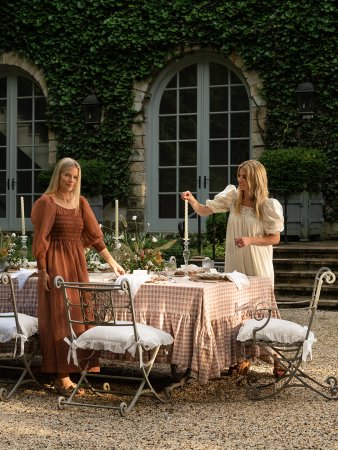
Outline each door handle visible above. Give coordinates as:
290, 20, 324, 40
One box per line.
198, 176, 201, 189
11, 178, 16, 190
7, 178, 9, 190
203, 176, 207, 188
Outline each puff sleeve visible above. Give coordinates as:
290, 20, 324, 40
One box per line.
31, 195, 57, 270
206, 185, 237, 213
80, 197, 106, 253
262, 198, 284, 235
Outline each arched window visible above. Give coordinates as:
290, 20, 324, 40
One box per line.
147, 54, 251, 232
0, 68, 48, 232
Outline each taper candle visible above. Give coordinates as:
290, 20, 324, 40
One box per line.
20, 196, 26, 236
184, 199, 188, 241
115, 199, 119, 239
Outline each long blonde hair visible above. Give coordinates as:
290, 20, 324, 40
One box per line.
45, 157, 81, 208
234, 160, 269, 219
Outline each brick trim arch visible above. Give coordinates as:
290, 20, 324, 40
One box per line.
0, 51, 57, 163
129, 48, 266, 222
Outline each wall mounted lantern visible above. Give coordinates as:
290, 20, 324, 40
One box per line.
295, 81, 316, 119
81, 91, 102, 125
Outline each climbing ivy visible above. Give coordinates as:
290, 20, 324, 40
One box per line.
0, 0, 337, 219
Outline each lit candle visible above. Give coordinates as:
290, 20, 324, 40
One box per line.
184, 200, 188, 241
115, 199, 119, 239
20, 196, 26, 236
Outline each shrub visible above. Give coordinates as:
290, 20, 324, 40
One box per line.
205, 212, 229, 244
259, 148, 328, 193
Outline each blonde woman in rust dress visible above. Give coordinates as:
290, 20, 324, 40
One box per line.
31, 157, 125, 395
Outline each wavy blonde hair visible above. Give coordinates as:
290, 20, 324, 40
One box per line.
45, 157, 81, 208
234, 160, 269, 219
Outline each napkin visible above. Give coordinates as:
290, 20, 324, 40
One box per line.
10, 268, 38, 290
115, 273, 151, 299
224, 271, 250, 289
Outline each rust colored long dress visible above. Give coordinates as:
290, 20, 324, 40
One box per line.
31, 194, 105, 373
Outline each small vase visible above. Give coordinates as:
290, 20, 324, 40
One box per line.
0, 259, 8, 272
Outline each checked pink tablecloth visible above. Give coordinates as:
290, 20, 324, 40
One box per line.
0, 274, 277, 384
133, 277, 277, 383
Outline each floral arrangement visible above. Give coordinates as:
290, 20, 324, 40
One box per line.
116, 216, 176, 273
0, 231, 18, 268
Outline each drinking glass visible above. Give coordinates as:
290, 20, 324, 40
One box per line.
164, 261, 177, 282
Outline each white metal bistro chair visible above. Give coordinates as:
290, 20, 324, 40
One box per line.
55, 276, 174, 416
0, 272, 40, 400
237, 267, 337, 401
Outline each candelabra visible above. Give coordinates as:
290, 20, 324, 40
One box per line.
111, 237, 121, 262
20, 235, 28, 267
183, 239, 190, 278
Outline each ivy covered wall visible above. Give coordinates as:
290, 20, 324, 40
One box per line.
0, 0, 337, 220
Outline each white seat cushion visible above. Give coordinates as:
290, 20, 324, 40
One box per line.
237, 318, 316, 361
70, 321, 174, 357
0, 312, 38, 343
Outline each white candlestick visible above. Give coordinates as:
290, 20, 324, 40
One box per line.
20, 196, 26, 236
184, 200, 188, 241
115, 199, 119, 239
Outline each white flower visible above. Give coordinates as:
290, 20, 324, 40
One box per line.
116, 242, 122, 249
152, 236, 158, 243
131, 237, 136, 241
11, 233, 16, 238
132, 216, 137, 221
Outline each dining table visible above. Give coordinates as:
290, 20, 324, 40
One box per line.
0, 271, 278, 384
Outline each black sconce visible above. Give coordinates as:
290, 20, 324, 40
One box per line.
295, 81, 316, 119
81, 91, 102, 125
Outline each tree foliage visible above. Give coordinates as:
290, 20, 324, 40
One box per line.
0, 0, 337, 218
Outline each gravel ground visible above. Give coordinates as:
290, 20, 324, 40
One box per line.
0, 309, 337, 450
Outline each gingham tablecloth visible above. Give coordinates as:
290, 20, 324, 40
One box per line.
0, 274, 277, 384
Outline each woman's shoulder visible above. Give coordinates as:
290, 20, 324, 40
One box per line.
215, 184, 237, 199
262, 197, 284, 217
80, 196, 90, 207
33, 193, 54, 207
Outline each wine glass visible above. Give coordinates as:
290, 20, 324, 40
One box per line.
164, 260, 177, 282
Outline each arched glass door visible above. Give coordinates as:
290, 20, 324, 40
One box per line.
0, 69, 49, 232
147, 54, 251, 232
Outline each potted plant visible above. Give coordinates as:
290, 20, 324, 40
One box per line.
259, 148, 328, 240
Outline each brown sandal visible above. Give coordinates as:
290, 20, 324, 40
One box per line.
238, 360, 251, 376
54, 381, 85, 397
273, 360, 286, 379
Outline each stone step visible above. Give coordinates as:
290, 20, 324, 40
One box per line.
275, 283, 338, 299
275, 270, 338, 283
273, 247, 338, 259
273, 258, 338, 271
275, 294, 337, 307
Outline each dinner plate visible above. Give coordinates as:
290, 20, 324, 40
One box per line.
190, 272, 230, 281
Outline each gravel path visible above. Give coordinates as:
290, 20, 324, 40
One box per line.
0, 310, 337, 450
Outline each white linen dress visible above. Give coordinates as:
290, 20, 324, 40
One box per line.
206, 185, 284, 283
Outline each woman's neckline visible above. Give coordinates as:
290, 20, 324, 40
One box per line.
49, 194, 77, 210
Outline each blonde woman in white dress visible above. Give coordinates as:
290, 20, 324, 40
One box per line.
181, 159, 285, 377
181, 159, 284, 284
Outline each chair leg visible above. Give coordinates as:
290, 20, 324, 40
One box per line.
244, 348, 338, 401
57, 346, 170, 416
0, 353, 41, 401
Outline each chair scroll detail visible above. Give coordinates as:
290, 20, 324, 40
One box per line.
54, 276, 174, 416
237, 267, 337, 401
0, 272, 40, 400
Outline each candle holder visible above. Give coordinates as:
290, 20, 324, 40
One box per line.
182, 239, 190, 278
20, 235, 28, 267
111, 238, 121, 262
